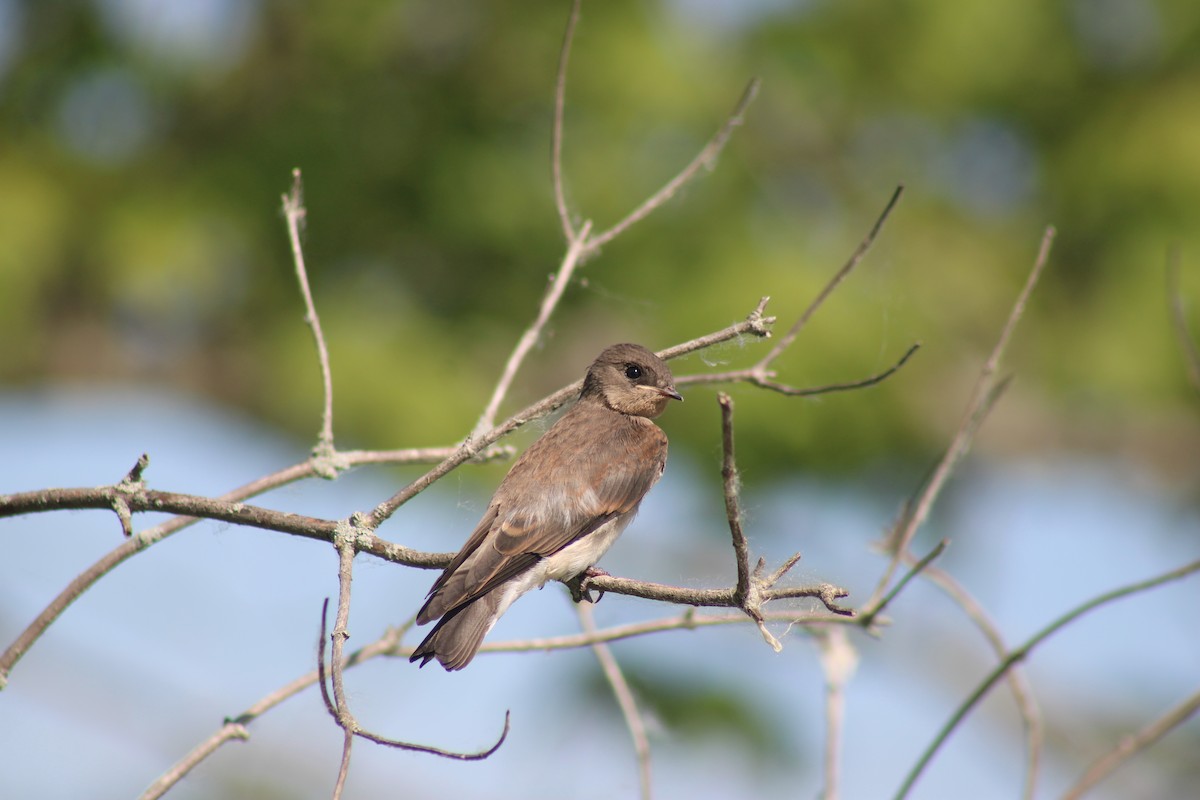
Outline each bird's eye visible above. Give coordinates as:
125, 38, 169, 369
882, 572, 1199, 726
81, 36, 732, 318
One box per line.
624, 364, 643, 380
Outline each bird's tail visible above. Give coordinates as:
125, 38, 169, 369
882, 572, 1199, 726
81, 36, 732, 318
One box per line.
409, 593, 502, 671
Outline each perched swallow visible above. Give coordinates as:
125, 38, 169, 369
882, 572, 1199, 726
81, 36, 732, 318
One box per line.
410, 343, 682, 671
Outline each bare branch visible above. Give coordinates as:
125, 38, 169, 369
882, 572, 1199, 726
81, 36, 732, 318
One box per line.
145, 622, 411, 799
815, 628, 858, 800
477, 605, 857, 656
868, 226, 1055, 610
579, 602, 652, 800
471, 220, 594, 439
892, 557, 1200, 800
718, 393, 752, 606
0, 446, 497, 688
552, 0, 582, 241
583, 573, 855, 617
918, 563, 1043, 800
859, 540, 948, 630
138, 721, 250, 800
282, 168, 336, 455
1061, 685, 1200, 800
584, 77, 761, 255
315, 596, 508, 765
328, 540, 357, 799
680, 341, 920, 396
758, 186, 905, 369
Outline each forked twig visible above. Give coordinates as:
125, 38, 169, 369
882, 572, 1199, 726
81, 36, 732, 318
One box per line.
859, 540, 947, 629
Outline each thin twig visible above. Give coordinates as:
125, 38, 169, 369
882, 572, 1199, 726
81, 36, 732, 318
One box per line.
477, 606, 856, 655
1061, 686, 1200, 800
0, 445, 505, 688
138, 722, 249, 800
583, 77, 761, 255
552, 0, 582, 241
145, 623, 413, 800
471, 220, 593, 438
579, 602, 653, 800
316, 597, 508, 765
815, 628, 858, 800
758, 186, 905, 368
716, 393, 782, 650
719, 394, 752, 606
892, 557, 1200, 800
918, 563, 1043, 800
282, 168, 335, 453
859, 540, 948, 629
868, 226, 1056, 610
329, 539, 357, 799
679, 342, 920, 396
1166, 246, 1200, 394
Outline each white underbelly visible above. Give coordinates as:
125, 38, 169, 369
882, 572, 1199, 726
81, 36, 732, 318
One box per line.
492, 514, 632, 619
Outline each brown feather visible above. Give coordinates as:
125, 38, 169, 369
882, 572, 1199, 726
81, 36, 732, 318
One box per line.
410, 343, 679, 670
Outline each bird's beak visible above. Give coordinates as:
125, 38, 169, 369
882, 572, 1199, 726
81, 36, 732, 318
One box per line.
657, 385, 683, 402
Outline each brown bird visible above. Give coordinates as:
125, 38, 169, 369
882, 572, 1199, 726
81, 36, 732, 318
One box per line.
410, 343, 682, 671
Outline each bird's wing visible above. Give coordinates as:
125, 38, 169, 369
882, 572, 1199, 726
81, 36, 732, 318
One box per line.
491, 411, 667, 558
417, 409, 666, 621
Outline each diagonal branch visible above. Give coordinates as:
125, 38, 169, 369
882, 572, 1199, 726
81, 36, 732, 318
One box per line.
758, 185, 905, 369
892, 557, 1200, 800
583, 77, 761, 256
471, 220, 593, 438
679, 341, 920, 396
1061, 684, 1200, 800
917, 562, 1044, 800
867, 225, 1055, 610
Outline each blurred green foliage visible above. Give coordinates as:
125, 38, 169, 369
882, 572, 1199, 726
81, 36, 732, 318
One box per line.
580, 660, 801, 767
2, 0, 1198, 478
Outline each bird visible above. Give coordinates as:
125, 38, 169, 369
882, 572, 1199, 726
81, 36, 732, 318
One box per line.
409, 342, 682, 671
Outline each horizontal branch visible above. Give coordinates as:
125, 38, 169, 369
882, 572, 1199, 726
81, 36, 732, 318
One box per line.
3, 480, 852, 611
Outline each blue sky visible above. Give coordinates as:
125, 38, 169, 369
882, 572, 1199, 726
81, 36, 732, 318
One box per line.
1, 386, 1197, 799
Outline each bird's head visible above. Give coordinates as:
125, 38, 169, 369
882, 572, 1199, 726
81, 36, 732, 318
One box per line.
582, 343, 683, 418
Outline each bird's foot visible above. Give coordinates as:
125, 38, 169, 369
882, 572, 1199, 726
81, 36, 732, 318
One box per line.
567, 567, 610, 604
